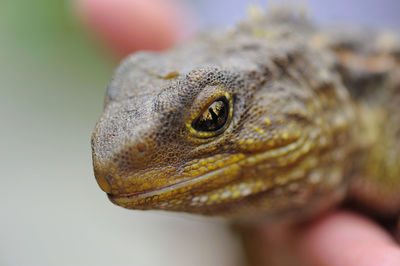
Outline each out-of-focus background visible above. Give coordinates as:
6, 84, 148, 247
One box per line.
1, 1, 399, 266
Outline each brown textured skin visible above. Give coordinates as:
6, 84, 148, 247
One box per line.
91, 10, 400, 222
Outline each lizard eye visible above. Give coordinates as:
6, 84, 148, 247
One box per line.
192, 96, 230, 133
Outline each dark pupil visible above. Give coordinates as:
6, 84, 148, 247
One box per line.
192, 97, 229, 132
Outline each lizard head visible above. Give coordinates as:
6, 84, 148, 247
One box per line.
92, 47, 353, 218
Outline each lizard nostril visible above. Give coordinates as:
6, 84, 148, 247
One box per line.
95, 173, 112, 194
137, 142, 147, 154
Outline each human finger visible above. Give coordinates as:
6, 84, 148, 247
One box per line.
296, 211, 400, 266
75, 0, 190, 57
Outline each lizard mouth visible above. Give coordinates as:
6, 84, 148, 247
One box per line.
109, 134, 308, 208
109, 161, 241, 201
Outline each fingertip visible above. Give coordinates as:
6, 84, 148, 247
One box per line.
74, 0, 193, 58
297, 211, 400, 266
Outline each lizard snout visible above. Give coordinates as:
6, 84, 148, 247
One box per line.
94, 172, 112, 194
92, 140, 155, 194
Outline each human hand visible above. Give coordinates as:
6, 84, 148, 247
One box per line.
75, 1, 400, 265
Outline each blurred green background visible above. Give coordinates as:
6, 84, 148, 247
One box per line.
1, 0, 399, 266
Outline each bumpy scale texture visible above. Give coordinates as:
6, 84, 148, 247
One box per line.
91, 8, 400, 221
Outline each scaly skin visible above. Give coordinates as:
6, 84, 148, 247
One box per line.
91, 10, 400, 222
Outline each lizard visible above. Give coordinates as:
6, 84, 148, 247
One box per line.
91, 6, 400, 263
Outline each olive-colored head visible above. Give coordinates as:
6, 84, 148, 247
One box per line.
92, 35, 354, 218
91, 67, 254, 213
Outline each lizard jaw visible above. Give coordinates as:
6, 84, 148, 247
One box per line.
108, 161, 243, 208
107, 134, 308, 211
